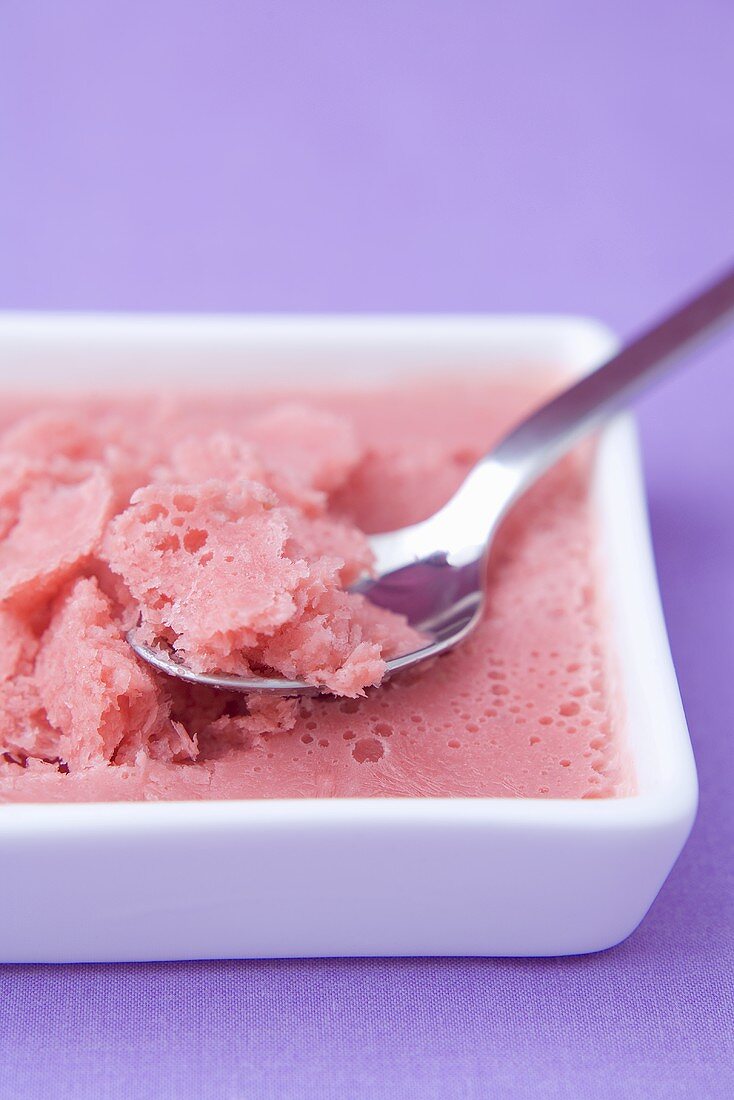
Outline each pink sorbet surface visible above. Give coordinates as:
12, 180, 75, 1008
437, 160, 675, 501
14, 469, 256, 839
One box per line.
0, 378, 632, 802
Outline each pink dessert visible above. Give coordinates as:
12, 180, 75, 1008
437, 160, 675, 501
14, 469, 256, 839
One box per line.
0, 378, 631, 802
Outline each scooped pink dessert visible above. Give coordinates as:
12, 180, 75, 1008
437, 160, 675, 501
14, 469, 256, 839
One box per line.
104, 478, 414, 695
0, 379, 632, 802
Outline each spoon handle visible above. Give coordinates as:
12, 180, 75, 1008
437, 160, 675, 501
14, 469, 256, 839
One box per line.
490, 264, 734, 498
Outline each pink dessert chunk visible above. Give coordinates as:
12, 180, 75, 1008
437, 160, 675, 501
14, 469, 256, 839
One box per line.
103, 475, 415, 695
0, 470, 113, 609
34, 577, 195, 769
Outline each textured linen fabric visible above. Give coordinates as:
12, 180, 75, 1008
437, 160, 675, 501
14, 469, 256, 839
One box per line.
0, 1, 732, 1097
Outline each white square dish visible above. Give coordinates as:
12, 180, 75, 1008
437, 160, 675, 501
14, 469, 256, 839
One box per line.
0, 313, 697, 962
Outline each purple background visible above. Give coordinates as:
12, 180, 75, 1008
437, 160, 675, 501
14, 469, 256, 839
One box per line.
1, 1, 733, 1096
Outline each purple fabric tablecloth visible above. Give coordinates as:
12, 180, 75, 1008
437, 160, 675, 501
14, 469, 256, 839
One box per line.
0, 2, 732, 1096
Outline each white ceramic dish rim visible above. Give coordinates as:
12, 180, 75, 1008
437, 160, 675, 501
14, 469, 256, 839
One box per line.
0, 312, 697, 842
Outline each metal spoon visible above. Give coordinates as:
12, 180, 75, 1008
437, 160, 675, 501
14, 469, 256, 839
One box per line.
131, 265, 734, 695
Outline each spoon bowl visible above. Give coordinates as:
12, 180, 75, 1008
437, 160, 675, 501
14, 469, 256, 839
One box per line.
129, 540, 489, 696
